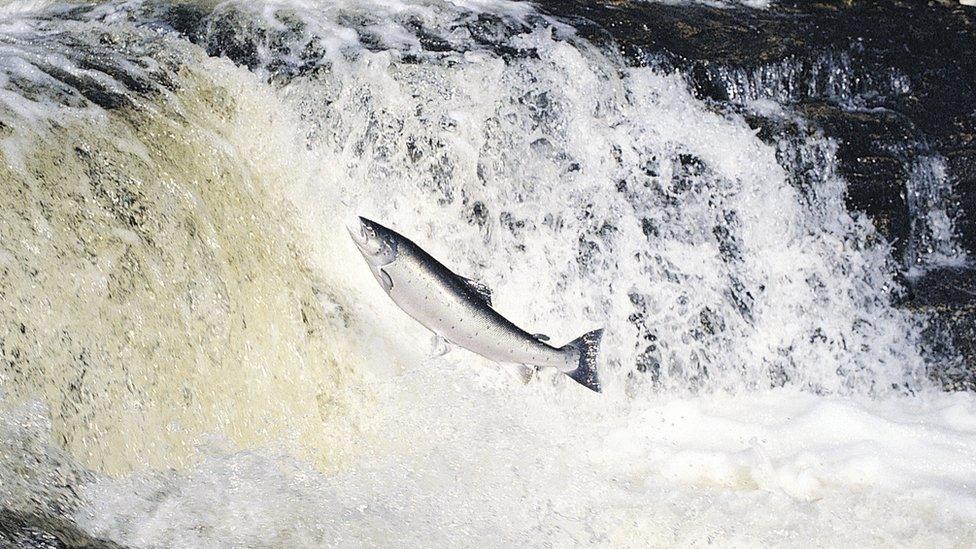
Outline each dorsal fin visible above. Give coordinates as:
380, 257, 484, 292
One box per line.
460, 276, 492, 306
532, 333, 550, 342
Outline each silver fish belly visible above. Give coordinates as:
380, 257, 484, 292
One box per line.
384, 248, 577, 371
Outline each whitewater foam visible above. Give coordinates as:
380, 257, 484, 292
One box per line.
72, 368, 976, 547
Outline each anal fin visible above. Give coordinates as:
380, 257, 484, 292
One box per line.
430, 335, 451, 358
510, 363, 537, 384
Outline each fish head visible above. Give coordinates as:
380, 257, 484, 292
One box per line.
349, 216, 400, 293
349, 216, 400, 266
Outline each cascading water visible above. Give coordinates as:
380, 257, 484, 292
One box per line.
1, 0, 974, 547
904, 155, 970, 276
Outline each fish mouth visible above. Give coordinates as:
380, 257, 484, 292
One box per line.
346, 216, 369, 249
347, 216, 390, 263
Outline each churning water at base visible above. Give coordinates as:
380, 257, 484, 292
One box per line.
0, 0, 974, 546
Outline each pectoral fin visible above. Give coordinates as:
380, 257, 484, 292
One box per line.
377, 268, 393, 292
509, 363, 537, 384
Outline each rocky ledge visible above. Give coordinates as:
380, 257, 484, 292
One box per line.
0, 508, 124, 549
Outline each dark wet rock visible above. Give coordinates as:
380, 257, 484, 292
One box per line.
947, 148, 976, 248
0, 508, 126, 549
33, 61, 134, 111
901, 267, 976, 391
149, 2, 210, 42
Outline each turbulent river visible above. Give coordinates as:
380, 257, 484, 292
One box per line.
0, 0, 975, 546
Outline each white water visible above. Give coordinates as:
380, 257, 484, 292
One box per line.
905, 155, 970, 276
73, 380, 976, 547
0, 0, 974, 546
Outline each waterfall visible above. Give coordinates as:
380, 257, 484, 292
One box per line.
1, 1, 974, 546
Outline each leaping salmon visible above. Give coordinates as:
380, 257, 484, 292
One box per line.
349, 216, 602, 392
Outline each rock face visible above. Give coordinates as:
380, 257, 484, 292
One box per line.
537, 0, 976, 388
0, 508, 124, 549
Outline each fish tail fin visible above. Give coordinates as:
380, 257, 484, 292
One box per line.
563, 328, 603, 393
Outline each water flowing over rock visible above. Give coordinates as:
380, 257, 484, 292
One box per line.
537, 0, 976, 388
